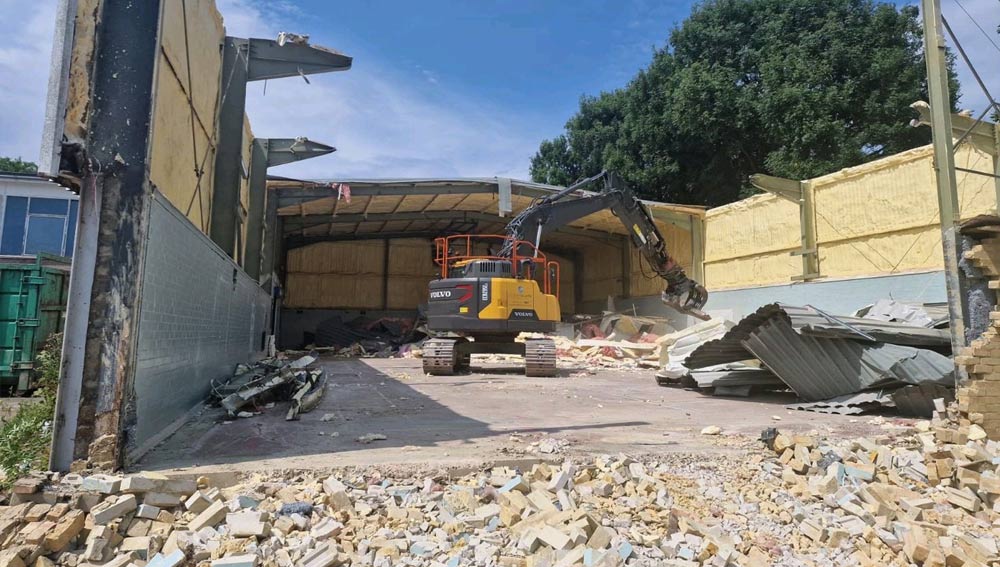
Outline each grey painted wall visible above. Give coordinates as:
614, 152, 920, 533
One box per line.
130, 193, 270, 456
617, 270, 946, 324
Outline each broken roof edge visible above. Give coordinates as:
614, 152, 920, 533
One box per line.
266, 176, 708, 217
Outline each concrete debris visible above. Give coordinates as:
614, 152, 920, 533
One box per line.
700, 426, 722, 436
355, 433, 387, 444
211, 355, 325, 419
8, 401, 1000, 567
0, 450, 791, 567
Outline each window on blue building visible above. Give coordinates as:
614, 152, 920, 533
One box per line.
0, 195, 78, 257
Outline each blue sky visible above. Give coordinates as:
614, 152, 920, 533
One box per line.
0, 0, 997, 180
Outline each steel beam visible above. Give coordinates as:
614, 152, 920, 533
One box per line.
265, 137, 336, 167
247, 38, 352, 81
246, 138, 334, 280
210, 36, 351, 260
922, 0, 968, 371
912, 101, 1000, 215
51, 0, 162, 470
281, 210, 629, 243
751, 173, 820, 281
275, 184, 498, 206
284, 230, 467, 250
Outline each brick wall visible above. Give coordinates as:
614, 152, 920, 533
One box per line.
129, 192, 270, 458
956, 237, 1000, 437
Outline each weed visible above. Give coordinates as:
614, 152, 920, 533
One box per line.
0, 333, 61, 488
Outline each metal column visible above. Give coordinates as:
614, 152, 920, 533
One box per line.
245, 138, 335, 281
209, 37, 249, 258
750, 174, 820, 281
922, 0, 968, 362
245, 139, 268, 280
51, 0, 163, 469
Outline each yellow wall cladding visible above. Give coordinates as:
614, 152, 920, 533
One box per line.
703, 143, 997, 290
286, 238, 579, 312
149, 0, 230, 236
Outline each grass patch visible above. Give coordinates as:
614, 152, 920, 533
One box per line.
0, 333, 60, 488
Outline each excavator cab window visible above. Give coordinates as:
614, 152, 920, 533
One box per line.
518, 258, 535, 280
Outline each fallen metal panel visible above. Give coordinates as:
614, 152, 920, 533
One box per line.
786, 391, 891, 415
690, 367, 785, 389
743, 317, 954, 401
685, 303, 950, 370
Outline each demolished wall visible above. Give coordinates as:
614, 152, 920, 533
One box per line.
954, 235, 1000, 437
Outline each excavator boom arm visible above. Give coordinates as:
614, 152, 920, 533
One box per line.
501, 171, 708, 319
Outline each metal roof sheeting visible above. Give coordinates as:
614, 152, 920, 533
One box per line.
685, 303, 955, 402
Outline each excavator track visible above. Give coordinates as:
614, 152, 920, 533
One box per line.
422, 338, 469, 375
524, 338, 558, 377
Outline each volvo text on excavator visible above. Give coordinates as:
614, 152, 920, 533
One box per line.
423, 171, 708, 376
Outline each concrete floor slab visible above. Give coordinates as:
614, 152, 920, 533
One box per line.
136, 356, 885, 475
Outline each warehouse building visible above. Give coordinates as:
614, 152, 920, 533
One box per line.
35, 0, 1000, 469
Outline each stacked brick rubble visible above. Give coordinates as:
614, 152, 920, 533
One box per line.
956, 236, 1000, 437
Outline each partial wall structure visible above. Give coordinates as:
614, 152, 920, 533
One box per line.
130, 193, 269, 457
703, 144, 996, 318
956, 236, 1000, 437
41, 0, 350, 468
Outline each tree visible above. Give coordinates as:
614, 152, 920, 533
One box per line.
0, 157, 38, 175
530, 0, 959, 206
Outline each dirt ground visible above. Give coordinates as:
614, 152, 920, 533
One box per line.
136, 355, 887, 476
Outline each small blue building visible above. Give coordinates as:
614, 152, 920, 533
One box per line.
0, 173, 78, 258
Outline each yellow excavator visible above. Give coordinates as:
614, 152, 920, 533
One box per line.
423, 171, 708, 376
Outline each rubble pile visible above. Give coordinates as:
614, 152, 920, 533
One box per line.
6, 403, 1000, 566
307, 316, 428, 358
747, 399, 1000, 566
0, 457, 751, 567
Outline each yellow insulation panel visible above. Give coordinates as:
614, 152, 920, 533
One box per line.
148, 0, 225, 234
285, 240, 387, 309
704, 143, 997, 290
286, 238, 580, 313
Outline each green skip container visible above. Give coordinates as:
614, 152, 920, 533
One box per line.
0, 254, 70, 393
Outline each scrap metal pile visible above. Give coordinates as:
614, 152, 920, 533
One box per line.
211, 355, 325, 421
659, 302, 956, 417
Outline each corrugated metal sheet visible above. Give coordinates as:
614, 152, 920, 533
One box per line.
690, 366, 785, 389
786, 391, 891, 415
685, 304, 954, 402
686, 303, 950, 370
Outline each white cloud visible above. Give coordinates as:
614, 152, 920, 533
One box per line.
0, 0, 57, 163
220, 0, 543, 180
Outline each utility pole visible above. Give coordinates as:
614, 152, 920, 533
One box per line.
922, 0, 968, 368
